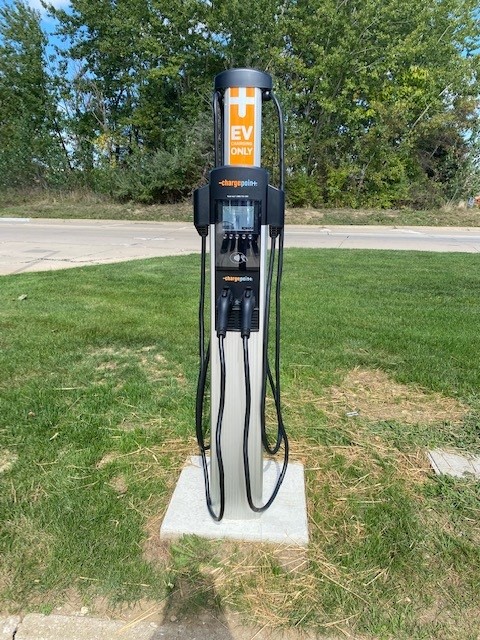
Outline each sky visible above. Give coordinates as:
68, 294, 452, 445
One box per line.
0, 0, 72, 47
24, 0, 72, 60
0, 0, 68, 43
26, 0, 71, 35
26, 0, 70, 12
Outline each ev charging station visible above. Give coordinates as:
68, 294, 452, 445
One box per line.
160, 69, 308, 545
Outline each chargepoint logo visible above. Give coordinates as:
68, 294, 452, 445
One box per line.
218, 179, 258, 188
223, 275, 253, 283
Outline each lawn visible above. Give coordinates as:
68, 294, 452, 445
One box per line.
1, 249, 479, 639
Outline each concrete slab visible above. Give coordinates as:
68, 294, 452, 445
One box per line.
427, 449, 480, 479
15, 614, 158, 640
12, 612, 332, 640
160, 456, 309, 546
0, 616, 20, 638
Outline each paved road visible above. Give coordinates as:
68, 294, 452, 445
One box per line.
1, 218, 479, 275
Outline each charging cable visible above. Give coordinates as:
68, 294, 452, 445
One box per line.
241, 283, 289, 512
195, 233, 234, 520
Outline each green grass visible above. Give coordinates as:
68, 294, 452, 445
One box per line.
1, 188, 480, 227
1, 249, 480, 638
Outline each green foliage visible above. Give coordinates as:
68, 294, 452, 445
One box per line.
0, 1, 65, 188
88, 113, 213, 203
286, 172, 322, 207
281, 0, 480, 208
1, 0, 478, 206
95, 146, 200, 204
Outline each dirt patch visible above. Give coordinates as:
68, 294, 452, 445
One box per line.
96, 452, 118, 469
416, 597, 480, 637
143, 513, 170, 568
0, 450, 17, 474
323, 368, 467, 425
45, 590, 167, 627
108, 474, 128, 494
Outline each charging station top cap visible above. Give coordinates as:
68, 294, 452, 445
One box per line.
215, 68, 272, 91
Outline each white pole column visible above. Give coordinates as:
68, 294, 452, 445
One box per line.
209, 86, 265, 519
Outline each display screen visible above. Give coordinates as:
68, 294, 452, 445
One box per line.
221, 200, 257, 233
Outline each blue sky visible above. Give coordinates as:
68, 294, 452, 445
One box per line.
29, 0, 71, 45
0, 0, 72, 51
24, 0, 72, 62
26, 0, 70, 16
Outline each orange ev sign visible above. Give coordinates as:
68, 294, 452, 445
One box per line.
228, 87, 256, 165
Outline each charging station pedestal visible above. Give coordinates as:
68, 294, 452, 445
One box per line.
160, 69, 308, 546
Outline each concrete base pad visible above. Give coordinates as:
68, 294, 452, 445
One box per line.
14, 614, 158, 640
10, 612, 329, 640
428, 449, 480, 478
160, 457, 309, 546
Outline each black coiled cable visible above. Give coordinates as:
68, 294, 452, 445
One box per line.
243, 224, 289, 511
195, 234, 226, 521
243, 333, 289, 512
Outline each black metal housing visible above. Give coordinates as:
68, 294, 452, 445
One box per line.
193, 166, 285, 233
214, 68, 272, 91
210, 166, 269, 215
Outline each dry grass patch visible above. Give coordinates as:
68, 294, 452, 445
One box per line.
292, 428, 430, 487
320, 367, 467, 425
141, 367, 455, 634
89, 345, 185, 384
285, 206, 395, 224
125, 437, 198, 562
132, 437, 197, 480
158, 434, 428, 634
143, 513, 171, 568
169, 539, 370, 635
96, 437, 196, 503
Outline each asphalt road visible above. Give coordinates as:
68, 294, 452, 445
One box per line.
1, 218, 479, 276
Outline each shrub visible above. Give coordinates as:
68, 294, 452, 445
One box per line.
286, 172, 322, 207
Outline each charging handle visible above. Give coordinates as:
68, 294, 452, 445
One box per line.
240, 289, 255, 338
216, 288, 234, 337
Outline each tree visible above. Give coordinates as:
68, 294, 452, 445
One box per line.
45, 0, 480, 206
51, 0, 218, 154
49, 0, 224, 198
281, 0, 480, 207
0, 0, 63, 189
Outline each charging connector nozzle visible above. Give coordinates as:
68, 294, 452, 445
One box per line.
216, 288, 234, 337
240, 288, 256, 338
